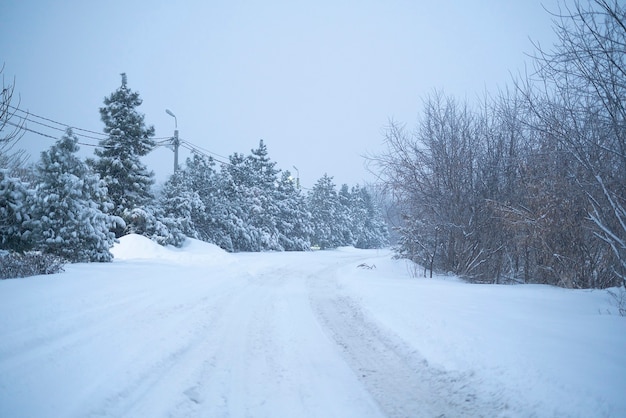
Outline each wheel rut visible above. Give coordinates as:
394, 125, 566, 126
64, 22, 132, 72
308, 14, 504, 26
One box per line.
307, 258, 504, 418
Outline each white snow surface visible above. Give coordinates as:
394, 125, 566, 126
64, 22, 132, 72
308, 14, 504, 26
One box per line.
1, 234, 624, 417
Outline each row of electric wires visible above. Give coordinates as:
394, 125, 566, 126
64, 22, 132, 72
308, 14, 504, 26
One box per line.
7, 104, 171, 147
5, 104, 233, 166
6, 106, 307, 187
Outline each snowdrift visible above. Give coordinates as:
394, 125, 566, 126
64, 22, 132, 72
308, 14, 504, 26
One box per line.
111, 234, 232, 265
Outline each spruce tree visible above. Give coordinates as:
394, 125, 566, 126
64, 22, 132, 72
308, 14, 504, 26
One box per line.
275, 171, 312, 251
91, 73, 155, 235
182, 154, 230, 247
351, 185, 389, 249
0, 169, 31, 252
219, 152, 258, 251
212, 142, 284, 252
337, 183, 355, 246
246, 139, 280, 188
245, 140, 282, 250
123, 204, 186, 247
160, 170, 204, 239
308, 174, 342, 249
26, 129, 120, 262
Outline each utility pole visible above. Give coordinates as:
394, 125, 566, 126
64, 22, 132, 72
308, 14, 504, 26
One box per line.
165, 109, 179, 172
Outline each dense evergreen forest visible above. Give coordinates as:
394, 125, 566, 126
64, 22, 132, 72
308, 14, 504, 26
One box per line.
1, 73, 388, 276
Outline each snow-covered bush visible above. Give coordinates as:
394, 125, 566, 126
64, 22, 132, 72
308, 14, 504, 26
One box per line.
159, 170, 205, 240
0, 169, 32, 252
124, 206, 186, 247
0, 251, 64, 279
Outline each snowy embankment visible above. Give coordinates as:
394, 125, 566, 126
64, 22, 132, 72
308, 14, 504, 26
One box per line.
0, 235, 624, 417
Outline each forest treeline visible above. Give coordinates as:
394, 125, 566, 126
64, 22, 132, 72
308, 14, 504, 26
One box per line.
0, 74, 387, 275
374, 0, 625, 289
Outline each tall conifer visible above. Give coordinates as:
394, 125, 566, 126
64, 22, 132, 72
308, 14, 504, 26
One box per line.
91, 73, 155, 235
27, 129, 120, 262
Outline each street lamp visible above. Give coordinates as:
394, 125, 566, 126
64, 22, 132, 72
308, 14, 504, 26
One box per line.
165, 109, 179, 172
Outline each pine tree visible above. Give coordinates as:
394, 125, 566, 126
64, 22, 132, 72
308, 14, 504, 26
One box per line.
91, 73, 156, 235
246, 140, 280, 187
26, 129, 120, 262
0, 169, 31, 252
308, 174, 343, 249
351, 185, 389, 249
245, 140, 282, 251
211, 141, 284, 252
123, 204, 186, 247
218, 152, 260, 251
160, 169, 204, 239
182, 153, 233, 248
337, 183, 355, 246
275, 171, 312, 251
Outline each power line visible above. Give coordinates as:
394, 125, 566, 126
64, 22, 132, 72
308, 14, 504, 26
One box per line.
9, 104, 172, 142
7, 105, 230, 167
5, 120, 111, 148
7, 105, 306, 188
5, 119, 57, 140
8, 104, 107, 137
16, 115, 107, 142
178, 140, 232, 167
180, 139, 230, 161
9, 113, 169, 151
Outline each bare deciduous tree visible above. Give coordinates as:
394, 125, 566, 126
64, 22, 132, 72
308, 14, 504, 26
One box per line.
372, 1, 625, 290
0, 64, 25, 167
529, 0, 626, 286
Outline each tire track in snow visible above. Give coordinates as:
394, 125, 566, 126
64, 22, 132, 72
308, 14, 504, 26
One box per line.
176, 263, 385, 418
179, 273, 283, 417
308, 257, 505, 418
0, 293, 149, 373
86, 272, 248, 418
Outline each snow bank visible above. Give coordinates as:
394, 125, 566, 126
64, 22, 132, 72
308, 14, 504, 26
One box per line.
340, 255, 626, 417
111, 234, 232, 265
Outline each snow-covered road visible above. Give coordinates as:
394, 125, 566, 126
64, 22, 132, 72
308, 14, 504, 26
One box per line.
1, 235, 625, 417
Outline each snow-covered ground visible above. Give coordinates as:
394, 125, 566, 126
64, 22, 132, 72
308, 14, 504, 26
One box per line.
0, 235, 624, 417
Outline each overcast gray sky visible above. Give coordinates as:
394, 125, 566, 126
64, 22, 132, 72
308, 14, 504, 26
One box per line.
2, 0, 558, 188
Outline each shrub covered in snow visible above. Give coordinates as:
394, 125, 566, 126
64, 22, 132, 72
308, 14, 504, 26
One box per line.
0, 251, 64, 279
0, 169, 31, 253
123, 206, 186, 248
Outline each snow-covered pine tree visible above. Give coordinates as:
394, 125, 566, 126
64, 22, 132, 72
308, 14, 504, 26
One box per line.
275, 170, 312, 251
90, 73, 156, 236
182, 153, 230, 247
244, 139, 282, 251
246, 140, 280, 188
308, 174, 343, 249
220, 151, 268, 251
351, 185, 389, 249
0, 168, 31, 252
123, 204, 186, 247
210, 142, 283, 252
160, 169, 204, 240
26, 128, 121, 262
337, 183, 356, 246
